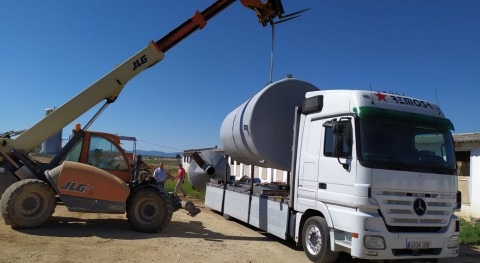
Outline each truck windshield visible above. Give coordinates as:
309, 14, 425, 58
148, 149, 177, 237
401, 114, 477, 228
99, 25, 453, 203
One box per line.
356, 108, 456, 175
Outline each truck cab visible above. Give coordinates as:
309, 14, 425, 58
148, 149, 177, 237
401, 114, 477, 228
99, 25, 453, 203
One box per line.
295, 90, 460, 260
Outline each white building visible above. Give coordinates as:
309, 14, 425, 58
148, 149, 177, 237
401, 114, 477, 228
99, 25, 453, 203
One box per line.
227, 158, 289, 183
182, 148, 288, 183
454, 133, 480, 219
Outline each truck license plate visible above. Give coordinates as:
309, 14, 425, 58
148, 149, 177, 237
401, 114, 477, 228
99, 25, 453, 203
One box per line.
407, 240, 431, 249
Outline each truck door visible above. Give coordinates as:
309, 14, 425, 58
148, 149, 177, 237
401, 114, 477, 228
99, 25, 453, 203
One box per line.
318, 117, 356, 202
296, 116, 323, 209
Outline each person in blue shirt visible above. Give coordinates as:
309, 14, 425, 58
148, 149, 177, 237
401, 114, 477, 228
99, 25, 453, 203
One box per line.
153, 162, 168, 188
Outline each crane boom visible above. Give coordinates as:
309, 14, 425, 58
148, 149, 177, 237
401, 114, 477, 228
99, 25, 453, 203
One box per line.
5, 43, 163, 152
1, 0, 285, 152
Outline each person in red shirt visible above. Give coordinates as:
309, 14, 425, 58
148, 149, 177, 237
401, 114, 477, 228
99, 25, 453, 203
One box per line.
174, 163, 187, 197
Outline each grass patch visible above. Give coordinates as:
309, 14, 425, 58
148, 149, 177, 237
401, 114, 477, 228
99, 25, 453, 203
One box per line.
164, 179, 205, 199
460, 217, 480, 245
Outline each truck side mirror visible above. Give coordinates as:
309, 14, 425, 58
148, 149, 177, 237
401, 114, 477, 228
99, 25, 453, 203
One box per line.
333, 124, 344, 157
332, 120, 351, 170
334, 134, 344, 157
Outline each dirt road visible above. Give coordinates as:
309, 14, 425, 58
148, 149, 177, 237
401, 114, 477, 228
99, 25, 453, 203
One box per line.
0, 198, 479, 263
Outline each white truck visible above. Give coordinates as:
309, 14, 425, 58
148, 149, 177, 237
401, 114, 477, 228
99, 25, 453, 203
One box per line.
194, 77, 461, 262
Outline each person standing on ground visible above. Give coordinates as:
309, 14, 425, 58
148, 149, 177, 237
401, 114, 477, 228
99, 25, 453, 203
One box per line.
174, 163, 187, 197
153, 162, 167, 188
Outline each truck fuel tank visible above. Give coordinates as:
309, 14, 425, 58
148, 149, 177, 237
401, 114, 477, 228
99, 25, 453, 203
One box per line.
220, 77, 319, 171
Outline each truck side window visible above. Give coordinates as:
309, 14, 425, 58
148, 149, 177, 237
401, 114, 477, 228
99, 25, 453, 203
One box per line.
324, 127, 334, 156
324, 119, 352, 158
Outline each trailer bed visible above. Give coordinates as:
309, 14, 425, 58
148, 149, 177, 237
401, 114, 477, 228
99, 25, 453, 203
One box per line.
205, 182, 291, 240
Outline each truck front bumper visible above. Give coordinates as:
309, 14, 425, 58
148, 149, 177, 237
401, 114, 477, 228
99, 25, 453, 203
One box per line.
349, 213, 460, 260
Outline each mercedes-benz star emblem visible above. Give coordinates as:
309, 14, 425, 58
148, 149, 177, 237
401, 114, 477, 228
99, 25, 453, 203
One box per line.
413, 198, 427, 216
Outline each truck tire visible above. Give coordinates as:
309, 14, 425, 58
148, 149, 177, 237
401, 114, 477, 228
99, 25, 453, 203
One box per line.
0, 179, 56, 228
302, 216, 339, 263
126, 188, 173, 233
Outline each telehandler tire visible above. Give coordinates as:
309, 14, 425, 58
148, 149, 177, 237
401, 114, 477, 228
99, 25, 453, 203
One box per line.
302, 216, 339, 263
1, 179, 56, 228
126, 188, 173, 233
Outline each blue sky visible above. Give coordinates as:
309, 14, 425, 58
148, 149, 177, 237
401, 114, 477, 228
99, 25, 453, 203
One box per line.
1, 0, 479, 152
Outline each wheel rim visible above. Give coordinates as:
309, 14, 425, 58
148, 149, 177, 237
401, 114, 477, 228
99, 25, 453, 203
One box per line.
306, 224, 322, 256
18, 192, 47, 217
137, 199, 159, 223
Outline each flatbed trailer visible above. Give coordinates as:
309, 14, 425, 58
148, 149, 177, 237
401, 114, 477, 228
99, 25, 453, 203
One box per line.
205, 181, 292, 240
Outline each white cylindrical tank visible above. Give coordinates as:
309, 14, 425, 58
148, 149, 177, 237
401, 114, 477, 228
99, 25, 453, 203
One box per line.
41, 108, 62, 154
220, 77, 319, 171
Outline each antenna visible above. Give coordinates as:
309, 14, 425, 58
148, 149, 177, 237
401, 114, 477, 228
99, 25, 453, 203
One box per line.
434, 89, 442, 114
370, 84, 374, 104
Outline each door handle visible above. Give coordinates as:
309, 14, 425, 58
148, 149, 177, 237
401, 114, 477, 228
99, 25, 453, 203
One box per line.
319, 183, 327, 189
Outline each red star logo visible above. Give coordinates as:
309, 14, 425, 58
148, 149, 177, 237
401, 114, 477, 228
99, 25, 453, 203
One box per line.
374, 92, 387, 102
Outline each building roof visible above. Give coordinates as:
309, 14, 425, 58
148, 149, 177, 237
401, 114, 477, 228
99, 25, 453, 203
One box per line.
183, 146, 220, 155
453, 133, 480, 143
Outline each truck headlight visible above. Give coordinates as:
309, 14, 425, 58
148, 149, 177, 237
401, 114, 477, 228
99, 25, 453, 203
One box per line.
448, 235, 459, 248
364, 236, 386, 250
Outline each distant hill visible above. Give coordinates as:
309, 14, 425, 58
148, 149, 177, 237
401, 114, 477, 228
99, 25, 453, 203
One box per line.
136, 150, 182, 158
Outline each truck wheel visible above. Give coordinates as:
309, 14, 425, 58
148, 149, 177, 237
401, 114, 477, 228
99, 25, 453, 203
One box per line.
302, 216, 339, 263
127, 188, 173, 233
0, 179, 56, 228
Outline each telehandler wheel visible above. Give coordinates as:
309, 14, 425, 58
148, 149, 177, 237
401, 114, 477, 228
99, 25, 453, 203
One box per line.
0, 179, 56, 228
302, 216, 339, 263
126, 188, 173, 233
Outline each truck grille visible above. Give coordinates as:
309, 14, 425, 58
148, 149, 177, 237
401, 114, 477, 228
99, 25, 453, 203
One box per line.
375, 190, 455, 229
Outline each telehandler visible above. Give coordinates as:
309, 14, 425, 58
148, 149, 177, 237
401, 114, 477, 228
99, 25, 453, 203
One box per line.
0, 0, 288, 233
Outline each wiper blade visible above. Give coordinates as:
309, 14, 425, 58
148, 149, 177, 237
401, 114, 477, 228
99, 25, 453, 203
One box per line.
388, 161, 414, 171
422, 165, 455, 175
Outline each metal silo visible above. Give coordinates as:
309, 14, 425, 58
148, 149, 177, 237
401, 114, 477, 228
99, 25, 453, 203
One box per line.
40, 108, 62, 154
